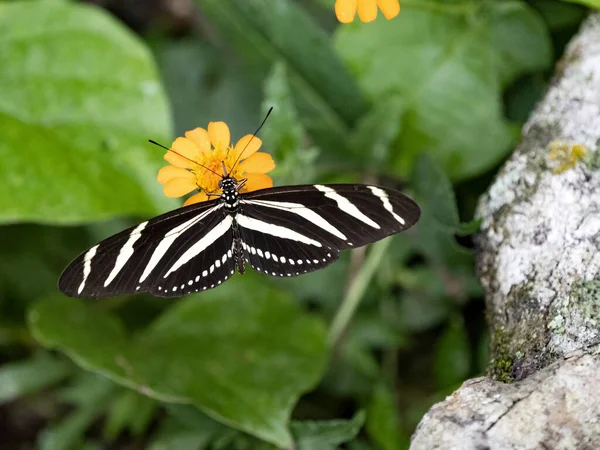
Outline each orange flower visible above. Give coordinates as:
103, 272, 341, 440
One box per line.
335, 0, 400, 23
157, 122, 275, 206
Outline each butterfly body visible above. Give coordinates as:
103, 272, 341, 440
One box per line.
59, 180, 420, 299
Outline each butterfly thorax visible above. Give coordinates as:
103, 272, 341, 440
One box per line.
218, 177, 240, 212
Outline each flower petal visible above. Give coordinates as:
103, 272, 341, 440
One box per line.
157, 166, 194, 185
376, 0, 399, 19
335, 0, 357, 23
232, 135, 263, 162
357, 0, 377, 22
208, 121, 230, 150
164, 137, 198, 168
237, 152, 275, 174
243, 173, 273, 192
185, 127, 211, 155
163, 177, 197, 198
184, 192, 210, 206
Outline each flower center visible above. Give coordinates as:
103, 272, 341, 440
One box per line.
192, 144, 240, 194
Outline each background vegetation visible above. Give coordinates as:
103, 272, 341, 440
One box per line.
0, 0, 594, 448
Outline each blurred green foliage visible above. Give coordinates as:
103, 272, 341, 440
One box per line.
0, 0, 589, 448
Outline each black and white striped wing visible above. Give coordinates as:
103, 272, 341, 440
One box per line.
58, 201, 236, 298
236, 184, 420, 277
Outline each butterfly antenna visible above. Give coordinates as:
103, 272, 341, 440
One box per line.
229, 107, 273, 175
148, 140, 222, 178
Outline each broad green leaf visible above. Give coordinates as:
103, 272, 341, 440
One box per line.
530, 0, 586, 30
335, 1, 551, 180
152, 38, 262, 137
29, 277, 328, 448
104, 389, 157, 439
291, 410, 365, 450
563, 0, 600, 8
488, 2, 552, 87
262, 62, 320, 185
0, 1, 174, 224
349, 96, 404, 170
412, 154, 474, 265
195, 0, 368, 160
366, 385, 407, 450
0, 353, 72, 404
434, 316, 471, 389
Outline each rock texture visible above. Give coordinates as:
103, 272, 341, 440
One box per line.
411, 13, 600, 449
411, 347, 600, 450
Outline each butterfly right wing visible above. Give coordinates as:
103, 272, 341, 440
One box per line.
58, 200, 236, 298
235, 183, 420, 278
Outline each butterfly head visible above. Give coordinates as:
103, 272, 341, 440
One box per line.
218, 176, 238, 192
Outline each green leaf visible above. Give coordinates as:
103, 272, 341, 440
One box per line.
412, 154, 474, 265
538, 2, 587, 29
0, 353, 72, 404
334, 1, 551, 180
563, 0, 600, 8
349, 96, 404, 170
291, 410, 365, 450
530, 0, 586, 30
0, 1, 174, 224
366, 385, 407, 450
488, 2, 552, 87
262, 62, 320, 185
152, 38, 262, 137
434, 316, 471, 390
104, 389, 157, 439
195, 0, 368, 159
29, 277, 328, 448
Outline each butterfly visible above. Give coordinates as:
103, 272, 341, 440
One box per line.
59, 121, 420, 298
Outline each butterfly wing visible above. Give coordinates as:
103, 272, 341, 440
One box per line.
236, 183, 419, 277
58, 200, 236, 298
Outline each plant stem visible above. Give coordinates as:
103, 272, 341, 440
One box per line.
328, 238, 392, 348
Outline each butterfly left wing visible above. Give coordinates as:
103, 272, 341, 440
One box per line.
236, 183, 420, 277
58, 201, 237, 298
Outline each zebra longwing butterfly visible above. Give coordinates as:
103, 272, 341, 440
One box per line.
59, 139, 420, 298
59, 177, 420, 298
